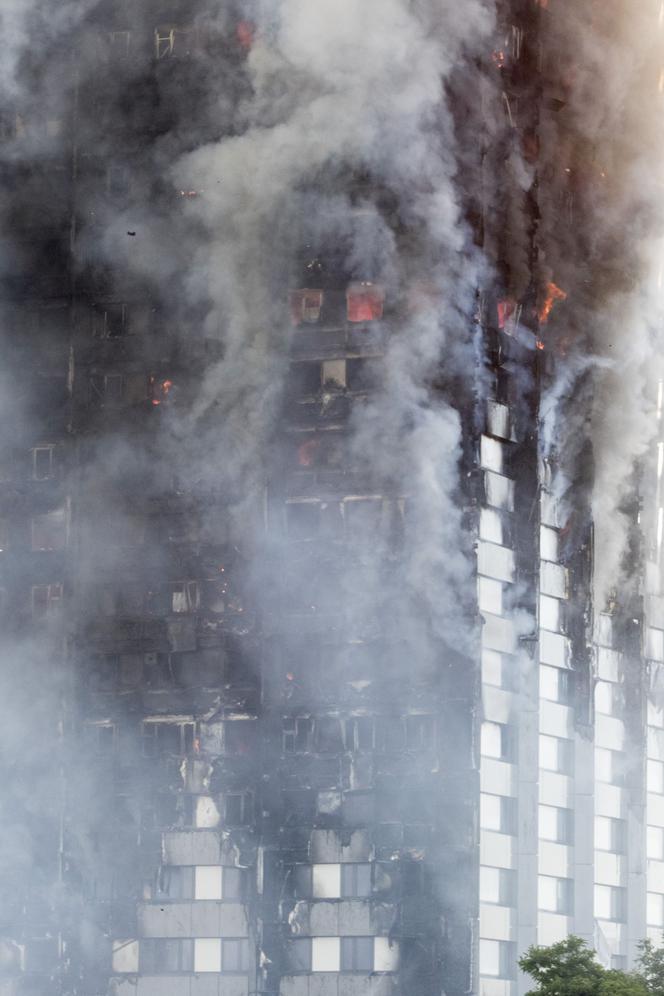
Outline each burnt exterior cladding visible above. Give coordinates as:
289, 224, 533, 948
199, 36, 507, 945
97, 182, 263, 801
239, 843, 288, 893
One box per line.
1, 2, 661, 996
0, 5, 478, 996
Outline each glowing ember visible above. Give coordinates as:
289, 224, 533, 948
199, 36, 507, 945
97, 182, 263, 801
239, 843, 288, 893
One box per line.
492, 50, 506, 69
497, 298, 517, 330
538, 281, 567, 324
151, 378, 173, 406
236, 21, 254, 50
298, 439, 319, 466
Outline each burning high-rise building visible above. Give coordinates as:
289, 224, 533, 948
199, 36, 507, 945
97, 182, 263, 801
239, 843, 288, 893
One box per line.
1, 1, 664, 995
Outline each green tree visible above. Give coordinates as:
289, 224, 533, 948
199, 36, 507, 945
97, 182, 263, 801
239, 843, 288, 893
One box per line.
519, 936, 648, 996
636, 938, 664, 996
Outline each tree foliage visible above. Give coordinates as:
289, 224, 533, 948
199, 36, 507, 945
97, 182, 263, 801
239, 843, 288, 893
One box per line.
519, 936, 648, 996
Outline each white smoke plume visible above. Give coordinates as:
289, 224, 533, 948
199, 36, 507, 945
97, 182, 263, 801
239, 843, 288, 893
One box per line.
536, 0, 664, 606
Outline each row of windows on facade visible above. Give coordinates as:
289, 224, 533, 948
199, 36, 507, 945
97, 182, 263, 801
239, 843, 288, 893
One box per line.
113, 937, 251, 976
0, 443, 60, 481
88, 373, 173, 407
155, 863, 375, 903
482, 797, 634, 848
4, 581, 227, 620
113, 936, 397, 976
480, 939, 624, 981
154, 865, 244, 902
284, 498, 405, 544
84, 714, 435, 758
483, 722, 631, 772
288, 359, 379, 398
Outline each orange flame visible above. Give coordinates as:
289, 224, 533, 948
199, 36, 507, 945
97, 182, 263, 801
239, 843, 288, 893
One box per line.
538, 282, 567, 324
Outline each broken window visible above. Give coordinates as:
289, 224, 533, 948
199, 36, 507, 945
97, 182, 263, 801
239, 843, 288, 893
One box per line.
405, 714, 434, 751
224, 720, 257, 756
155, 26, 202, 59
315, 716, 343, 753
346, 359, 380, 393
346, 716, 376, 751
171, 581, 200, 613
31, 507, 66, 551
346, 283, 385, 323
32, 445, 55, 480
32, 583, 63, 619
290, 289, 324, 326
106, 30, 131, 59
288, 362, 322, 399
84, 722, 116, 755
142, 719, 195, 757
224, 791, 253, 826
283, 717, 314, 753
90, 373, 124, 406
93, 303, 129, 338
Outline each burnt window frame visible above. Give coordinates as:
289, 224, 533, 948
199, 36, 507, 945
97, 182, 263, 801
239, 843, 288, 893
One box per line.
282, 716, 314, 754
32, 444, 55, 480
141, 718, 196, 758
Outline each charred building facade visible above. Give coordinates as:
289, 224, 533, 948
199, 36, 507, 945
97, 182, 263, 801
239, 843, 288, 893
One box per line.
1, 2, 664, 996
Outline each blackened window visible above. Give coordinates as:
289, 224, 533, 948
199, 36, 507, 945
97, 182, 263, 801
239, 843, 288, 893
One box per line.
347, 716, 374, 751
142, 721, 195, 757
32, 445, 54, 480
225, 791, 254, 826
406, 715, 434, 750
316, 717, 343, 753
224, 721, 256, 756
283, 717, 313, 753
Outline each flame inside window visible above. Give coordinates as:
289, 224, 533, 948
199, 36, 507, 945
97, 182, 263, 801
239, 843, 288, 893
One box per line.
151, 378, 173, 406
346, 283, 385, 323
